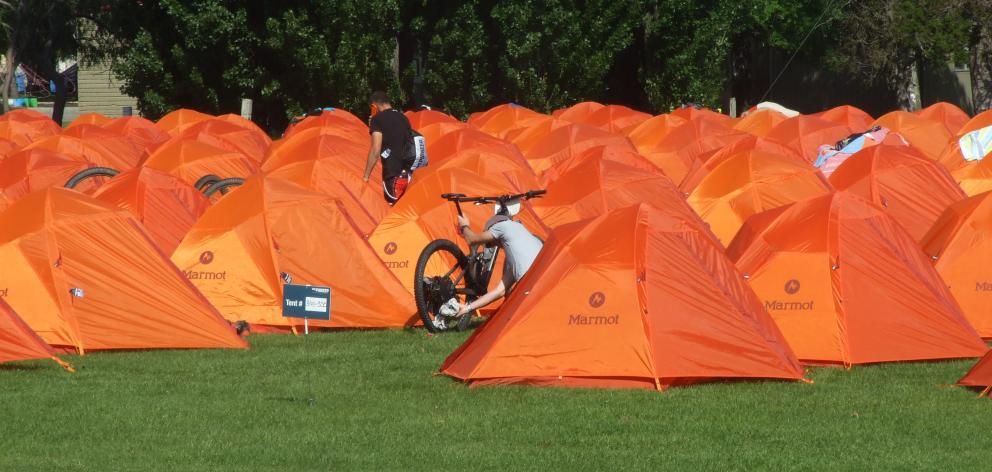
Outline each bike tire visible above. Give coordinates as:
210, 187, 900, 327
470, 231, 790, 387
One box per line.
203, 177, 245, 197
414, 239, 468, 333
194, 174, 221, 192
64, 167, 119, 189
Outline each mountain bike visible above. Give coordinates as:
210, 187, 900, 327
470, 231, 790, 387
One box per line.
414, 189, 546, 333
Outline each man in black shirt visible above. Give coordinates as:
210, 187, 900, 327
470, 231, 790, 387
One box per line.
364, 91, 413, 205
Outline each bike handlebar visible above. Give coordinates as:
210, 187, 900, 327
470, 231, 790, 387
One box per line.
441, 190, 546, 204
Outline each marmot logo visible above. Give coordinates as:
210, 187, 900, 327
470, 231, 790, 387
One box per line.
0, 288, 7, 297
784, 279, 801, 295
589, 292, 606, 308
384, 242, 398, 255
199, 251, 215, 265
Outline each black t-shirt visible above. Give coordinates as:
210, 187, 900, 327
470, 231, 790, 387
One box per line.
369, 109, 411, 180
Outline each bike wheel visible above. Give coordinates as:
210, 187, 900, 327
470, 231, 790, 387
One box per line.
414, 239, 469, 333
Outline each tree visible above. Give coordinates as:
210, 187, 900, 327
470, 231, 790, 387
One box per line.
967, 0, 992, 112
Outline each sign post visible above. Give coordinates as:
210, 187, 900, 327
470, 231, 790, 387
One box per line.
282, 284, 331, 407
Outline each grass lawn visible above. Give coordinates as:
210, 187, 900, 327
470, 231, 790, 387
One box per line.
1, 329, 990, 470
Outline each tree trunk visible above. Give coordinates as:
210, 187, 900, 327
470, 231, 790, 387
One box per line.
894, 59, 922, 111
972, 23, 992, 113
1, 47, 16, 114
51, 70, 66, 125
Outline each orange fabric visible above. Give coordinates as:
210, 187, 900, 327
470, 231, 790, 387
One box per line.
728, 191, 986, 365
873, 111, 951, 160
215, 113, 268, 133
369, 166, 549, 295
0, 112, 61, 147
937, 110, 992, 172
503, 118, 570, 155
283, 108, 366, 139
669, 106, 733, 126
263, 158, 388, 236
814, 105, 873, 131
405, 109, 459, 129
264, 130, 369, 173
921, 191, 992, 338
533, 156, 697, 230
733, 109, 788, 137
0, 188, 248, 352
638, 119, 749, 185
92, 167, 211, 254
688, 150, 832, 245
143, 139, 260, 186
625, 113, 689, 151
915, 102, 970, 136
959, 350, 992, 388
574, 105, 651, 134
101, 116, 172, 155
829, 143, 965, 241
427, 127, 520, 161
679, 136, 804, 194
767, 115, 853, 163
0, 298, 70, 370
952, 158, 992, 196
440, 203, 803, 389
156, 109, 213, 136
25, 134, 143, 170
417, 121, 471, 144
171, 176, 417, 329
467, 103, 550, 139
430, 148, 539, 193
0, 149, 100, 210
542, 144, 661, 184
551, 101, 605, 122
0, 138, 16, 159
177, 119, 272, 163
955, 109, 992, 136
523, 123, 634, 175
60, 124, 145, 166
68, 112, 111, 128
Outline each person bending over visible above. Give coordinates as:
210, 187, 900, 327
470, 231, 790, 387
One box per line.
455, 213, 543, 316
363, 90, 413, 205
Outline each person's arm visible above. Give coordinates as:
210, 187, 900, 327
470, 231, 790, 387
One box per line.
456, 214, 496, 245
457, 280, 506, 316
363, 132, 382, 182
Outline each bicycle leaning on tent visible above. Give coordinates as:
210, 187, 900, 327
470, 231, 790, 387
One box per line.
413, 190, 546, 333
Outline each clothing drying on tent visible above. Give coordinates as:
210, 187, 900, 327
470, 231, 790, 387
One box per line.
921, 191, 992, 338
92, 167, 212, 254
829, 143, 966, 241
0, 148, 101, 211
156, 108, 213, 136
440, 203, 804, 390
727, 192, 986, 366
0, 298, 73, 371
937, 110, 992, 172
958, 124, 992, 162
171, 177, 417, 330
688, 150, 832, 245
873, 111, 950, 161
0, 188, 248, 353
101, 116, 172, 154
768, 115, 855, 164
143, 139, 260, 187
176, 119, 272, 163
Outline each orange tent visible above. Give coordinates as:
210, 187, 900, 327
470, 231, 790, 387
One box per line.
264, 130, 369, 173
669, 106, 733, 127
215, 113, 268, 134
0, 298, 72, 371
542, 144, 661, 184
440, 203, 803, 389
156, 108, 213, 135
67, 112, 111, 128
958, 351, 992, 391
873, 111, 950, 160
24, 134, 142, 170
176, 119, 272, 163
0, 110, 61, 147
503, 117, 570, 155
283, 108, 366, 139
0, 188, 248, 353
638, 119, 749, 185
144, 139, 260, 187
467, 103, 549, 139
829, 143, 965, 241
406, 109, 459, 129
369, 166, 548, 295
427, 127, 520, 161
101, 116, 172, 154
625, 113, 689, 151
727, 191, 986, 365
951, 158, 992, 196
171, 177, 417, 329
688, 150, 832, 245
814, 105, 873, 131
679, 136, 804, 194
936, 110, 992, 173
92, 167, 211, 254
0, 149, 101, 210
733, 109, 789, 137
767, 115, 853, 163
921, 191, 992, 338
60, 124, 145, 166
575, 105, 651, 134
522, 122, 634, 175
417, 121, 471, 144
263, 158, 388, 236
915, 102, 969, 136
533, 156, 696, 230
551, 101, 605, 122
0, 138, 16, 159
430, 148, 539, 192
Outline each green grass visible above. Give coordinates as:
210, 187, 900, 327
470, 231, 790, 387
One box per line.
1, 330, 990, 470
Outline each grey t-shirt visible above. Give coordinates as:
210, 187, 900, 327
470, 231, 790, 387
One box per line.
488, 220, 543, 288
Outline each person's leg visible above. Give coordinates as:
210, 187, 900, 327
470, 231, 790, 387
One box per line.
382, 177, 398, 205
